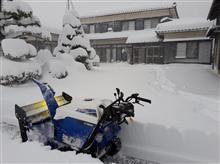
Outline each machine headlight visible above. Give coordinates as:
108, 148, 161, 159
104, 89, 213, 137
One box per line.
95, 133, 103, 143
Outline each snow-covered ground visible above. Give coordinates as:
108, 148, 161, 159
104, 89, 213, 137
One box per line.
1, 63, 219, 163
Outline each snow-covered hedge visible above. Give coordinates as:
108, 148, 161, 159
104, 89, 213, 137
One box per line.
36, 49, 53, 65
1, 39, 37, 60
47, 59, 68, 79
0, 57, 41, 85
90, 54, 100, 66
3, 0, 33, 15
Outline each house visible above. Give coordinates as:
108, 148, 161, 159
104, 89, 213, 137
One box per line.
207, 0, 220, 74
80, 2, 179, 64
156, 18, 212, 64
80, 3, 212, 65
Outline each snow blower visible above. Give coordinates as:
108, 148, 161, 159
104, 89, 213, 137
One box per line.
15, 79, 151, 159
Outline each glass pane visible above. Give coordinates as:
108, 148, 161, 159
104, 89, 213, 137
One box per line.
154, 47, 159, 56
90, 25, 95, 33
112, 48, 116, 62
116, 47, 122, 61
122, 21, 129, 31
128, 21, 135, 30
121, 48, 128, 62
133, 48, 139, 63
138, 48, 145, 63
135, 19, 144, 30
176, 43, 186, 58
144, 19, 151, 29
148, 47, 153, 56
106, 48, 111, 62
187, 42, 198, 59
113, 21, 122, 32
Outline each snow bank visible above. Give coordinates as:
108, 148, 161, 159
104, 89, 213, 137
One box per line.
1, 125, 100, 163
3, 0, 33, 14
1, 63, 219, 163
156, 18, 212, 33
0, 57, 41, 85
1, 38, 29, 59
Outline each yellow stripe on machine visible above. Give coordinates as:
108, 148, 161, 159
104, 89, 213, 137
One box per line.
21, 95, 71, 122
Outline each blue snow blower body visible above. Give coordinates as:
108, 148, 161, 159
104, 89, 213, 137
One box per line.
15, 79, 151, 159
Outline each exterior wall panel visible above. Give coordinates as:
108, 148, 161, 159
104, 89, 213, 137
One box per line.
81, 9, 171, 24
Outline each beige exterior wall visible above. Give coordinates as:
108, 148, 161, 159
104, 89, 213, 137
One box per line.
81, 8, 177, 24
163, 30, 207, 39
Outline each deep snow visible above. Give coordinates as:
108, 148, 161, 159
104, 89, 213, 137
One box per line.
0, 63, 219, 163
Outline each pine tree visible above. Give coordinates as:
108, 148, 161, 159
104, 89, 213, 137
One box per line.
0, 0, 43, 85
53, 0, 96, 70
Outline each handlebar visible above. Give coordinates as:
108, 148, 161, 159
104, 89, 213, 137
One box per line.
136, 97, 151, 104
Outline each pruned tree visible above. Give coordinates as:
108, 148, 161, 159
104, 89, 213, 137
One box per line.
53, 0, 97, 70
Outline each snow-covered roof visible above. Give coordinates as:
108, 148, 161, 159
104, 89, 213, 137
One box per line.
156, 18, 212, 33
80, 3, 176, 18
86, 29, 159, 44
126, 29, 159, 43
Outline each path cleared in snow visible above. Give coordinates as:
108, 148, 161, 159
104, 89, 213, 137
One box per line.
1, 63, 219, 163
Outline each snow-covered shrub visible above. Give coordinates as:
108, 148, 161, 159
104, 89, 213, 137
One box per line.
1, 38, 36, 60
70, 48, 88, 59
27, 43, 37, 58
0, 57, 41, 85
90, 55, 100, 67
47, 59, 68, 79
3, 0, 33, 15
36, 49, 53, 65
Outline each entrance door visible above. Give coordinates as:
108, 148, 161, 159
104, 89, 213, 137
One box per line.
146, 46, 162, 64
133, 47, 145, 64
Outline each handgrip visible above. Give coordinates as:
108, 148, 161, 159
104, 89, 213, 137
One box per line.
137, 97, 151, 104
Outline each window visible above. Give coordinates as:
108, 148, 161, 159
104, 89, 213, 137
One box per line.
176, 43, 187, 58
135, 19, 144, 30
113, 21, 122, 32
186, 42, 198, 59
83, 25, 89, 33
144, 19, 151, 29
151, 18, 159, 28
128, 21, 135, 30
107, 22, 114, 31
133, 47, 145, 63
122, 21, 129, 31
95, 23, 107, 33
90, 25, 95, 33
